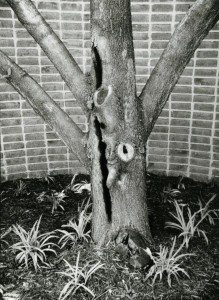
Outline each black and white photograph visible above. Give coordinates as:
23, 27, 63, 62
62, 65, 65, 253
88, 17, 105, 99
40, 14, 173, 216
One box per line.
0, 0, 218, 299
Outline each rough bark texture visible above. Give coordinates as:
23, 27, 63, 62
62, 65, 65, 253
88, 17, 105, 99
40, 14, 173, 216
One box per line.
140, 0, 219, 136
6, 0, 92, 114
0, 50, 90, 169
1, 0, 218, 248
89, 0, 151, 245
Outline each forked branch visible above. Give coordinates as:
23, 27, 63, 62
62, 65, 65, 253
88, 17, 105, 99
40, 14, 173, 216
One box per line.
0, 50, 90, 170
6, 0, 92, 114
140, 0, 219, 136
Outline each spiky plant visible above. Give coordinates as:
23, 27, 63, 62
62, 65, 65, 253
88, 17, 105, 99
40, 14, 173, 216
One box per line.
11, 216, 57, 271
14, 180, 27, 196
51, 190, 67, 214
58, 251, 104, 299
58, 209, 92, 248
70, 174, 91, 195
145, 237, 194, 286
165, 195, 218, 248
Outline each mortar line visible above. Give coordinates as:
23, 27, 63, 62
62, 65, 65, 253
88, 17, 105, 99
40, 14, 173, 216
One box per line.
11, 10, 29, 178
36, 0, 50, 178
208, 50, 219, 180
166, 0, 176, 176
187, 52, 197, 178
146, 0, 152, 170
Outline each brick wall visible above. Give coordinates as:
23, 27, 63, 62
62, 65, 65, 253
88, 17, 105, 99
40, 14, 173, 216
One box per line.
0, 0, 218, 182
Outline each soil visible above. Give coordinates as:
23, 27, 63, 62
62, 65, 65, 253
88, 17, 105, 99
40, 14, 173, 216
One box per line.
0, 173, 218, 300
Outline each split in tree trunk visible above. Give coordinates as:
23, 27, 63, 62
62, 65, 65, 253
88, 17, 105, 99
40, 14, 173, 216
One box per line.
1, 0, 218, 255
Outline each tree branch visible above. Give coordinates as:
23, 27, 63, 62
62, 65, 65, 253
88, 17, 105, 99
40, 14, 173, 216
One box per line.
139, 0, 219, 136
6, 0, 92, 114
0, 50, 90, 170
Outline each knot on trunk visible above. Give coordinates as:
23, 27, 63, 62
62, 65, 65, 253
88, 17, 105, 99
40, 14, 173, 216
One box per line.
93, 85, 122, 133
117, 143, 134, 162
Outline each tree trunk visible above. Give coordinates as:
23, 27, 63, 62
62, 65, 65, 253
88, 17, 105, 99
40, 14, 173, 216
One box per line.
1, 0, 218, 248
88, 0, 151, 245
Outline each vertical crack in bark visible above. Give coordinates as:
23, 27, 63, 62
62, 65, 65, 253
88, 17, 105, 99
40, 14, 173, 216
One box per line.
92, 44, 102, 89
94, 117, 112, 222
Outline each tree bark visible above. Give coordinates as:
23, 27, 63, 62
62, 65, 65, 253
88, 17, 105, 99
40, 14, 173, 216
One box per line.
0, 50, 90, 170
140, 0, 219, 136
89, 0, 151, 245
1, 0, 217, 249
6, 0, 92, 114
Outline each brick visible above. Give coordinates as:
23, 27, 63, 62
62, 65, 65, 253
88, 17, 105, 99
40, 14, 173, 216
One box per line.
7, 173, 28, 180
147, 162, 167, 171
197, 50, 218, 58
26, 148, 46, 156
7, 165, 27, 174
26, 141, 45, 148
169, 156, 188, 164
48, 155, 67, 162
152, 4, 173, 12
150, 133, 168, 141
2, 126, 22, 135
190, 158, 210, 167
169, 134, 188, 142
148, 147, 168, 156
3, 135, 23, 143
171, 119, 190, 127
193, 112, 213, 120
173, 86, 192, 94
151, 32, 171, 40
195, 69, 217, 77
27, 156, 47, 164
61, 22, 82, 31
0, 39, 14, 47
61, 13, 82, 21
49, 162, 68, 169
191, 144, 210, 152
25, 133, 44, 141
170, 127, 190, 134
38, 1, 59, 10
196, 59, 217, 67
189, 166, 209, 175
191, 128, 212, 136
4, 150, 25, 159
28, 163, 48, 171
194, 86, 215, 95
191, 151, 211, 160
148, 155, 167, 163
193, 95, 215, 103
171, 94, 192, 102
169, 142, 188, 150
47, 140, 65, 147
6, 157, 26, 166
148, 140, 168, 148
0, 102, 20, 110
40, 11, 60, 20
28, 171, 48, 178
191, 136, 210, 144
132, 14, 149, 23
49, 169, 69, 176
0, 20, 13, 28
171, 111, 191, 119
131, 4, 149, 12
4, 142, 24, 151
169, 164, 188, 172
151, 14, 172, 22
151, 24, 171, 31
194, 78, 216, 86
61, 3, 82, 11
192, 120, 212, 128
